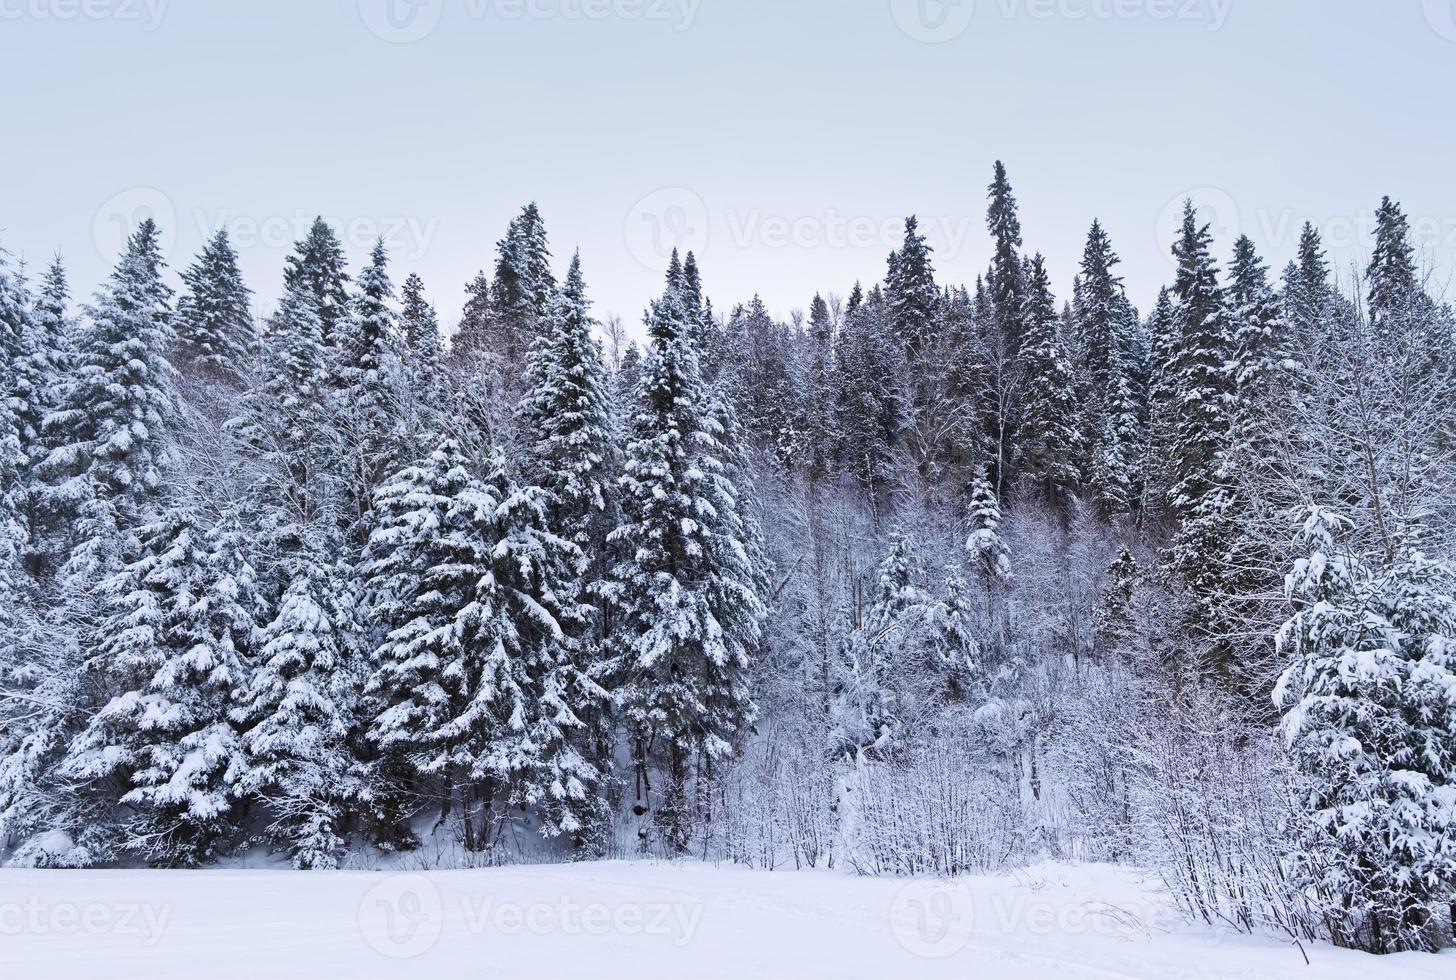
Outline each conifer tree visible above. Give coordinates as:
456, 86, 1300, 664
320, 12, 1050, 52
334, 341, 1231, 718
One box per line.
450, 270, 494, 366
232, 558, 357, 869
607, 260, 766, 848
491, 202, 556, 372
1016, 254, 1080, 499
61, 511, 256, 866
37, 219, 177, 567
887, 217, 939, 358
519, 252, 617, 564
1076, 221, 1140, 513
397, 272, 448, 421
1283, 222, 1331, 344
11, 257, 74, 473
966, 470, 1011, 584
173, 230, 255, 381
986, 161, 1026, 355
231, 282, 336, 545
282, 218, 350, 348
1366, 196, 1420, 335
1275, 509, 1456, 953
366, 438, 604, 847
336, 239, 401, 535
1163, 201, 1237, 626
803, 293, 839, 481
836, 284, 903, 505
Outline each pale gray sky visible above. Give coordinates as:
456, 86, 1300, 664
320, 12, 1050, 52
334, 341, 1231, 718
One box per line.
2, 0, 1454, 333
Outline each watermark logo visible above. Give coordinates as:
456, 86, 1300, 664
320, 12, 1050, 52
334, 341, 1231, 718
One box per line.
0, 0, 171, 30
625, 187, 711, 269
92, 186, 177, 260
358, 874, 445, 959
1424, 0, 1456, 41
890, 0, 977, 43
358, 0, 444, 43
889, 880, 977, 959
0, 898, 172, 947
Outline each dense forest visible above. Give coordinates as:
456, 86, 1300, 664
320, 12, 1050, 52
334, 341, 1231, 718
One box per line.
1, 163, 1452, 954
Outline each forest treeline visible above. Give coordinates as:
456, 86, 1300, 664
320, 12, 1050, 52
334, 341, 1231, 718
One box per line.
1, 164, 1453, 954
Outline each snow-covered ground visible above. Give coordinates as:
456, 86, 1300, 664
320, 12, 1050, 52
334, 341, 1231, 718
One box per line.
3, 860, 1450, 979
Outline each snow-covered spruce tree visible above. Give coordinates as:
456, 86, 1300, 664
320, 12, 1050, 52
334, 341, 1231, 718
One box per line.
607, 258, 766, 851
966, 470, 1011, 585
926, 569, 982, 701
1162, 201, 1238, 639
335, 238, 403, 537
15, 260, 71, 579
396, 271, 450, 453
35, 219, 177, 577
1094, 548, 1138, 655
450, 269, 493, 366
228, 278, 342, 567
0, 244, 31, 663
836, 283, 903, 508
1275, 508, 1456, 953
399, 272, 445, 387
887, 216, 939, 361
232, 557, 357, 869
1016, 253, 1080, 501
1075, 220, 1140, 515
986, 160, 1026, 356
803, 293, 840, 482
282, 217, 351, 348
365, 437, 604, 849
519, 251, 617, 561
173, 229, 255, 382
61, 509, 257, 866
851, 530, 930, 752
1283, 222, 1333, 345
717, 293, 801, 470
491, 202, 557, 378
1365, 196, 1421, 338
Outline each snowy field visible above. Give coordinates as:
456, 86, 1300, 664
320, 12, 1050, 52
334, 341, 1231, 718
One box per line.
3, 861, 1450, 979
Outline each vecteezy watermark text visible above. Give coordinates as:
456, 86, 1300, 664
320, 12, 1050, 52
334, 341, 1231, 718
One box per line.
891, 0, 1233, 44
358, 0, 702, 43
357, 874, 705, 959
0, 898, 172, 947
0, 0, 169, 30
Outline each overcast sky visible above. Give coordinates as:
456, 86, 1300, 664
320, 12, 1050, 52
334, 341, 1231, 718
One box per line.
2, 0, 1454, 336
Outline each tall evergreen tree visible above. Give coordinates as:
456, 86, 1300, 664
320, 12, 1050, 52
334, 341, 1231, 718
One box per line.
607, 261, 766, 849
1366, 196, 1420, 335
836, 284, 902, 506
450, 269, 493, 365
1163, 200, 1237, 629
803, 293, 839, 481
986, 160, 1026, 354
282, 218, 351, 348
491, 202, 556, 373
519, 252, 617, 562
61, 510, 256, 866
1016, 254, 1080, 499
1276, 509, 1456, 953
173, 230, 255, 381
335, 239, 401, 535
232, 556, 357, 869
37, 219, 177, 568
365, 438, 603, 847
1076, 221, 1140, 513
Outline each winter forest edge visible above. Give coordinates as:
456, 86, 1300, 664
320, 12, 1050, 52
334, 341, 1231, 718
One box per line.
1, 163, 1453, 956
